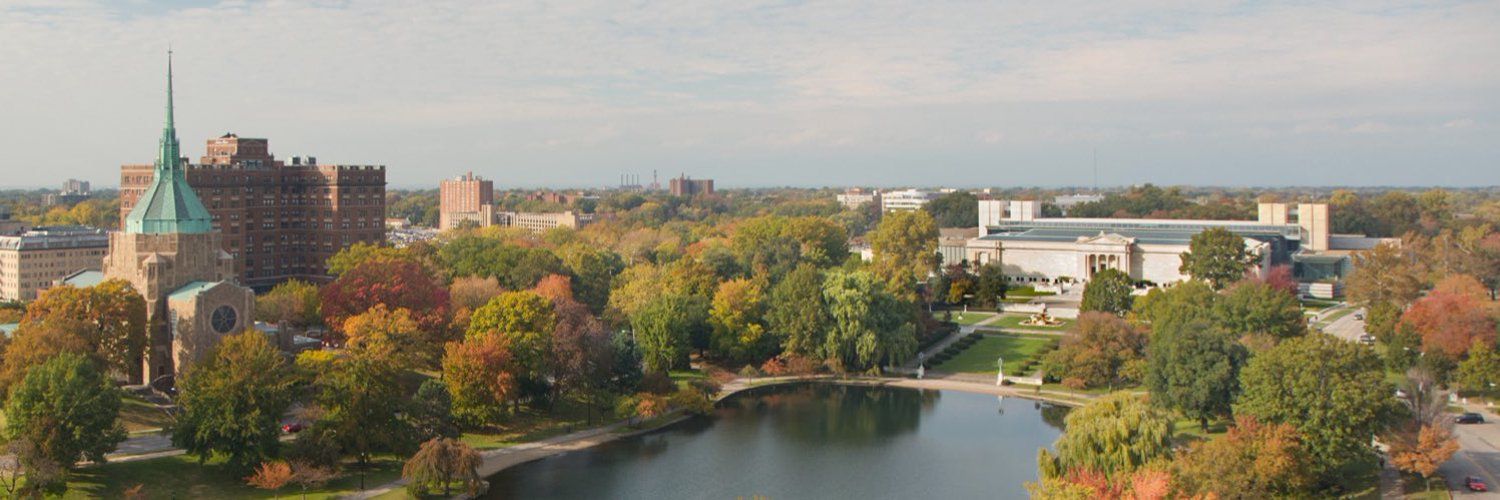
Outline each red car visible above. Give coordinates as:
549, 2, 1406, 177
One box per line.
1466, 476, 1488, 492
281, 423, 305, 434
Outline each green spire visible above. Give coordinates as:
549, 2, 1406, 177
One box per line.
124, 50, 213, 235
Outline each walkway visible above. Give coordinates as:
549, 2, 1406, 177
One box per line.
905, 313, 1004, 369
1439, 402, 1500, 498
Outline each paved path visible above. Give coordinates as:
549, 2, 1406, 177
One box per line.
1321, 303, 1369, 343
1440, 403, 1500, 498
907, 313, 1003, 369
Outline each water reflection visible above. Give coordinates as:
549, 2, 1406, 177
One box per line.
485, 383, 1067, 500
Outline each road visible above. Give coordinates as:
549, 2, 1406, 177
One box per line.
1440, 404, 1500, 498
1319, 304, 1368, 343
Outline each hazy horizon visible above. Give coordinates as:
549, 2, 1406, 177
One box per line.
2, 1, 1496, 189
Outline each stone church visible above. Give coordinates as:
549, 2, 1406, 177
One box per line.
91, 53, 254, 386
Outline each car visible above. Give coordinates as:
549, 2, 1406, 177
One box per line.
1358, 334, 1376, 345
1456, 413, 1486, 424
1467, 476, 1488, 492
1354, 313, 1365, 321
281, 422, 306, 434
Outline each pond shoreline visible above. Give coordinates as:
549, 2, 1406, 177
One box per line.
356, 375, 1081, 500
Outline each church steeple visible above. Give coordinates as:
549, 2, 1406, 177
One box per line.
124, 50, 213, 235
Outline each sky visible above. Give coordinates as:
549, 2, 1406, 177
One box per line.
0, 0, 1497, 189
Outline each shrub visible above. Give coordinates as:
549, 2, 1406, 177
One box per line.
639, 371, 676, 395
738, 365, 762, 378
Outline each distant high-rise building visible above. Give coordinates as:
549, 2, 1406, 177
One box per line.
880, 189, 936, 212
119, 132, 387, 290
0, 226, 108, 302
669, 174, 714, 197
62, 179, 91, 195
44, 178, 94, 206
439, 172, 495, 230
836, 188, 881, 209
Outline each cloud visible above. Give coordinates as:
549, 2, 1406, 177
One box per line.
0, 0, 1496, 187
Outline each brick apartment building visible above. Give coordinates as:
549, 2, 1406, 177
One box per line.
120, 133, 386, 290
669, 174, 714, 197
439, 172, 494, 230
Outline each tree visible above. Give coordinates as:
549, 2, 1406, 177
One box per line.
1037, 393, 1172, 480
21, 280, 147, 378
941, 263, 977, 305
1345, 242, 1426, 309
1171, 416, 1314, 498
0, 438, 65, 498
560, 244, 625, 314
923, 191, 980, 228
1080, 268, 1133, 315
1400, 274, 1497, 359
0, 319, 94, 395
608, 260, 717, 319
870, 210, 939, 292
1235, 334, 1399, 483
1132, 280, 1217, 332
4, 353, 127, 470
973, 262, 1008, 309
342, 305, 435, 369
1145, 319, 1246, 431
403, 438, 483, 497
255, 279, 322, 328
466, 291, 557, 380
308, 352, 415, 483
173, 331, 296, 472
631, 293, 708, 373
326, 241, 419, 276
549, 296, 616, 423
320, 258, 450, 339
768, 264, 831, 359
442, 335, 519, 427
1212, 281, 1306, 340
708, 279, 771, 362
1387, 425, 1459, 482
532, 273, 574, 302
246, 461, 294, 499
822, 270, 917, 372
1178, 227, 1254, 290
1039, 312, 1147, 389
1456, 339, 1500, 394
448, 275, 503, 312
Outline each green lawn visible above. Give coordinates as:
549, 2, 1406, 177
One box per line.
932, 310, 996, 326
1300, 298, 1340, 311
460, 398, 614, 450
933, 334, 1055, 374
1170, 415, 1229, 443
1006, 286, 1057, 297
990, 314, 1075, 331
63, 454, 402, 499
119, 395, 172, 434
1314, 306, 1356, 328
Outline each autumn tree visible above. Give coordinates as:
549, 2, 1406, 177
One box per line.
768, 264, 831, 359
22, 280, 146, 378
320, 258, 450, 338
448, 275, 503, 312
1388, 425, 1459, 482
403, 438, 483, 497
466, 290, 557, 381
870, 210, 939, 293
306, 352, 416, 482
4, 353, 127, 471
1212, 280, 1306, 340
1345, 242, 1426, 308
1400, 274, 1497, 359
254, 279, 322, 328
1039, 312, 1147, 389
1178, 227, 1254, 290
245, 461, 294, 498
531, 273, 574, 302
1235, 334, 1399, 483
342, 305, 435, 369
0, 319, 93, 395
608, 259, 717, 319
1171, 416, 1314, 498
1080, 268, 1134, 316
173, 331, 296, 472
442, 335, 519, 426
1038, 393, 1172, 480
708, 278, 771, 362
549, 296, 616, 423
326, 241, 420, 276
1145, 319, 1246, 431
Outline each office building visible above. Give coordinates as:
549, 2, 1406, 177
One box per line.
880, 189, 936, 212
0, 226, 109, 302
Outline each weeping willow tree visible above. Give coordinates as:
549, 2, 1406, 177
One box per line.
1036, 392, 1173, 480
403, 437, 484, 497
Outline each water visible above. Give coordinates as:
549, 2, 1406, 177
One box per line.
484, 382, 1069, 499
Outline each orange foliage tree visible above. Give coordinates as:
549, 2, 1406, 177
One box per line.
1388, 425, 1460, 480
441, 335, 518, 427
245, 461, 294, 498
1400, 274, 1497, 358
320, 259, 450, 340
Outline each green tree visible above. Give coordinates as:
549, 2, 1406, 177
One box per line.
923, 191, 979, 228
309, 353, 416, 483
1132, 280, 1217, 332
4, 353, 126, 471
870, 210, 939, 293
1456, 339, 1500, 394
973, 262, 1008, 309
410, 379, 461, 440
1235, 334, 1399, 483
1037, 392, 1172, 479
1179, 227, 1255, 290
1212, 281, 1306, 340
560, 244, 625, 314
631, 293, 708, 373
172, 331, 295, 472
325, 241, 415, 276
767, 264, 830, 359
343, 305, 436, 369
1145, 319, 1246, 431
821, 270, 917, 372
1079, 268, 1133, 315
466, 291, 557, 379
254, 279, 322, 328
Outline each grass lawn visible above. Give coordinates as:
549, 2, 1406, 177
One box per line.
1402, 474, 1448, 499
64, 454, 402, 499
1300, 298, 1340, 311
1006, 286, 1057, 297
991, 314, 1075, 331
932, 310, 996, 326
460, 398, 617, 450
119, 395, 172, 434
1314, 305, 1356, 328
1170, 415, 1229, 443
933, 334, 1054, 374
